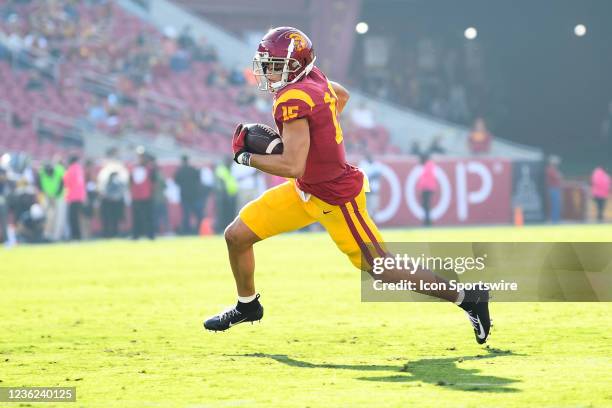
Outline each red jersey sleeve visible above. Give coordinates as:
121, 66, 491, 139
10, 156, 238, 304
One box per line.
273, 88, 316, 124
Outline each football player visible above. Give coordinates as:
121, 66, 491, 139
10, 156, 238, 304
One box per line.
204, 27, 491, 344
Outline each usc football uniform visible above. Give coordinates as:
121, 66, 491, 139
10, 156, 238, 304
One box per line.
239, 67, 385, 268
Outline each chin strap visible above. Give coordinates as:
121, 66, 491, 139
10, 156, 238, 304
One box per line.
269, 56, 317, 92
290, 56, 316, 83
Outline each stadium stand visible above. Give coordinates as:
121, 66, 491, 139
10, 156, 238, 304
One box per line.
0, 0, 397, 159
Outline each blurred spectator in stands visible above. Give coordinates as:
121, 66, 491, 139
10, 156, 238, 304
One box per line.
11, 112, 25, 128
229, 66, 246, 86
116, 75, 138, 104
62, 1, 79, 22
206, 64, 219, 86
417, 37, 437, 73
448, 83, 470, 124
416, 154, 438, 227
25, 71, 45, 91
26, 33, 52, 72
426, 135, 446, 156
174, 155, 202, 235
468, 117, 492, 154
0, 168, 9, 243
177, 25, 195, 50
410, 141, 423, 157
430, 93, 449, 119
0, 30, 11, 61
214, 157, 237, 234
122, 35, 155, 86
194, 110, 214, 132
5, 23, 25, 59
105, 93, 121, 133
38, 160, 65, 241
215, 67, 229, 89
231, 162, 261, 212
206, 62, 228, 88
82, 159, 98, 239
176, 112, 197, 143
364, 74, 390, 100
88, 96, 108, 126
546, 155, 563, 224
192, 36, 218, 63
170, 47, 190, 72
350, 101, 376, 129
236, 87, 256, 107
151, 157, 169, 235
130, 147, 156, 240
162, 26, 178, 54
359, 153, 383, 218
405, 77, 422, 110
63, 154, 86, 240
16, 203, 47, 244
591, 165, 610, 223
354, 35, 489, 125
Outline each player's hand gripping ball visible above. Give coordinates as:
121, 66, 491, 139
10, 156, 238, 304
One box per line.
233, 123, 283, 165
244, 123, 283, 155
232, 123, 248, 164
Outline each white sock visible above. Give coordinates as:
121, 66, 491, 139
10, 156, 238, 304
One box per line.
454, 290, 465, 306
238, 294, 257, 303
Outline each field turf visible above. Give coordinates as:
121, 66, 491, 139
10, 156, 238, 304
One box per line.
1, 225, 611, 407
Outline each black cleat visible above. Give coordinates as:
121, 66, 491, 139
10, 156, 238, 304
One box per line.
204, 294, 264, 332
459, 287, 491, 344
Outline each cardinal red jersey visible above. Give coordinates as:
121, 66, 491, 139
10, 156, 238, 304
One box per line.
273, 66, 363, 205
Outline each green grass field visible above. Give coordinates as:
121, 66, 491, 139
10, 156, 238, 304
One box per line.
1, 225, 612, 407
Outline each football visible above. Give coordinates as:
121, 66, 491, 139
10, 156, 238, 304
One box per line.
244, 123, 284, 154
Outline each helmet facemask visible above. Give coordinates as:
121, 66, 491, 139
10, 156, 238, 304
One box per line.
253, 52, 301, 92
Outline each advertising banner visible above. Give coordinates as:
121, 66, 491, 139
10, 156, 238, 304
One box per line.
369, 157, 513, 227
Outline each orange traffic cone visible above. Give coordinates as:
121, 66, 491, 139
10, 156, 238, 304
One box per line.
513, 206, 524, 227
199, 217, 214, 236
